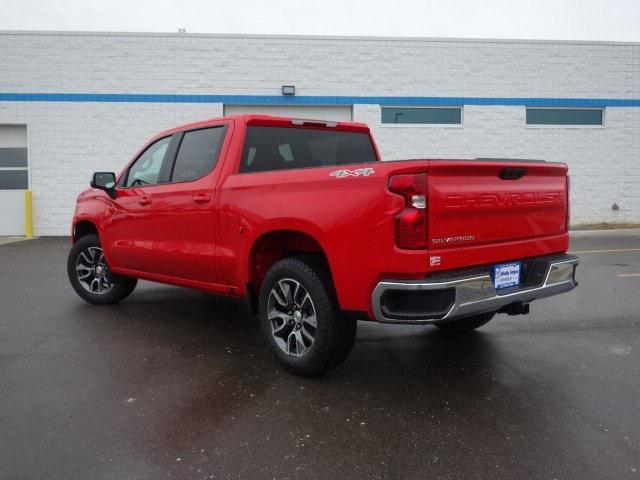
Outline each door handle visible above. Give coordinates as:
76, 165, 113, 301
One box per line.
139, 196, 151, 206
192, 194, 212, 204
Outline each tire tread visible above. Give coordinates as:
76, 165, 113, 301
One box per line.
259, 254, 356, 376
67, 234, 137, 305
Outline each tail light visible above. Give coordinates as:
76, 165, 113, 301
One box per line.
388, 173, 428, 249
566, 175, 571, 232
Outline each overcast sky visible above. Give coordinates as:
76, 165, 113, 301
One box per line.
1, 0, 639, 41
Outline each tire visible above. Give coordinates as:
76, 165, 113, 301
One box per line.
67, 234, 137, 305
259, 255, 357, 376
434, 311, 495, 333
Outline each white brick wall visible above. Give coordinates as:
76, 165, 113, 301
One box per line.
0, 102, 223, 235
355, 105, 640, 225
0, 31, 638, 234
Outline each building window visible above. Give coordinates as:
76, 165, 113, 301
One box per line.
0, 125, 28, 190
381, 107, 462, 125
0, 168, 28, 189
526, 108, 603, 126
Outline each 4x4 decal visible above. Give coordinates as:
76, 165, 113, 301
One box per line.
330, 168, 375, 178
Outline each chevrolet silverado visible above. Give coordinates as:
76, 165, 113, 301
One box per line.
67, 115, 579, 375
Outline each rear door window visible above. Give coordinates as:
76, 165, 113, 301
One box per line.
170, 126, 227, 183
240, 127, 376, 173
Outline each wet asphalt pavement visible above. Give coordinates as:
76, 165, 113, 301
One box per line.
1, 233, 639, 480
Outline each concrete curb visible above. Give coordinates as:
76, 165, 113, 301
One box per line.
0, 236, 38, 246
570, 228, 640, 237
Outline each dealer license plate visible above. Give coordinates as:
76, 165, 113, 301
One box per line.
493, 262, 521, 289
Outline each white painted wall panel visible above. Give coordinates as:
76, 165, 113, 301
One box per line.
0, 191, 24, 235
0, 124, 27, 147
224, 105, 351, 122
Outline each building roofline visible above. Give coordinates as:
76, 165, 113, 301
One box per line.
0, 29, 638, 47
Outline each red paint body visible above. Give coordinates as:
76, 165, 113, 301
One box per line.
72, 115, 570, 320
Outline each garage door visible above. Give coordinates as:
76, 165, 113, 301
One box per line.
223, 105, 352, 122
0, 125, 28, 236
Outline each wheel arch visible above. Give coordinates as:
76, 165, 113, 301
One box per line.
73, 219, 99, 243
246, 229, 334, 312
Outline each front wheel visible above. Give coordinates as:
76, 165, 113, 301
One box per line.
434, 311, 495, 333
67, 234, 137, 304
259, 255, 357, 376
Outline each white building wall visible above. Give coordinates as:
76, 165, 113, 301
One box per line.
354, 104, 640, 225
0, 102, 223, 235
0, 31, 638, 234
1, 32, 638, 97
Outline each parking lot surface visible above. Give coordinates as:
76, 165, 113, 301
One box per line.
1, 233, 639, 479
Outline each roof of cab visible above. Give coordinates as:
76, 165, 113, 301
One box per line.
153, 114, 370, 139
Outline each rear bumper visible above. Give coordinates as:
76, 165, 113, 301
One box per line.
372, 254, 579, 324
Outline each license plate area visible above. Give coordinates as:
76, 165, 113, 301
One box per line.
493, 262, 521, 290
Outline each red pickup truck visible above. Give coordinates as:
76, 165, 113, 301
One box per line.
68, 115, 578, 375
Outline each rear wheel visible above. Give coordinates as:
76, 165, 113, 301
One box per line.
67, 234, 137, 304
259, 255, 357, 376
434, 311, 495, 333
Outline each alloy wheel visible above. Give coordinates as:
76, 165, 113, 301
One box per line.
267, 278, 317, 357
75, 246, 113, 295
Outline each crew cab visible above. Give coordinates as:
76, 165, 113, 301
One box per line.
68, 115, 579, 375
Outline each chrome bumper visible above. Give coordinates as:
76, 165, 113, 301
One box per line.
372, 255, 579, 324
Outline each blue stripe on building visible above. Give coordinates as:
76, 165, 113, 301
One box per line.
0, 92, 639, 107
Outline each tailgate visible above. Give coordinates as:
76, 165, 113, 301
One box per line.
427, 160, 568, 250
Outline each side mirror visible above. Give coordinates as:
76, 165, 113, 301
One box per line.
90, 172, 117, 198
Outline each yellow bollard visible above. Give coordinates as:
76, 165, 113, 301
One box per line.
24, 190, 33, 238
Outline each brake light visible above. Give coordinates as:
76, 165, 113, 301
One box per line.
566, 175, 571, 232
388, 173, 428, 249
